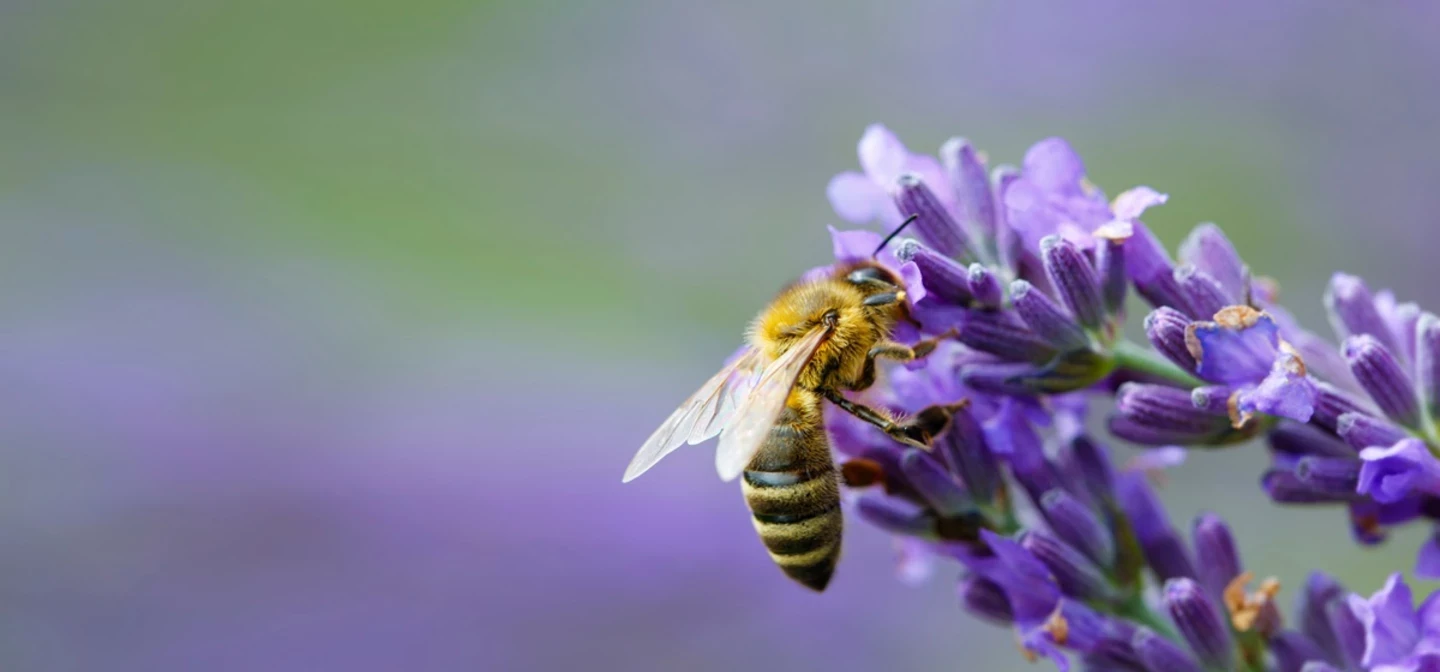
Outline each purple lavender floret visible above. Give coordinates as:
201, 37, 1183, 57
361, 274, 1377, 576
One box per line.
1345, 573, 1440, 671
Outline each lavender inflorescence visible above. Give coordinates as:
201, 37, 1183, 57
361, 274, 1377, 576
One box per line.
818, 124, 1440, 670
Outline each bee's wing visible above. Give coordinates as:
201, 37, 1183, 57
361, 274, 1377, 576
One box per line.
714, 324, 832, 482
622, 347, 765, 483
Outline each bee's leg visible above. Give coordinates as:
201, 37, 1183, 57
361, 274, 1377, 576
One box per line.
849, 328, 960, 391
822, 389, 967, 449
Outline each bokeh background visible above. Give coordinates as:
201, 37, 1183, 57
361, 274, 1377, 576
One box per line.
3, 2, 1440, 670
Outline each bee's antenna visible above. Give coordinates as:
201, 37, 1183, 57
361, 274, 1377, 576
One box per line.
873, 214, 919, 258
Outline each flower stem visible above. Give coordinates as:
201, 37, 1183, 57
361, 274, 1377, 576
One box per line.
1111, 340, 1204, 389
1114, 593, 1179, 642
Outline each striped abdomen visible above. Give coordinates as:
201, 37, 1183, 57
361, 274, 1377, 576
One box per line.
740, 391, 841, 591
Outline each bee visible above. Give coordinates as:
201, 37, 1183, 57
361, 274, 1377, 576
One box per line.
622, 218, 958, 591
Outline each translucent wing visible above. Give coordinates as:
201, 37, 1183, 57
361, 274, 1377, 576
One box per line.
622, 348, 764, 483
714, 324, 832, 482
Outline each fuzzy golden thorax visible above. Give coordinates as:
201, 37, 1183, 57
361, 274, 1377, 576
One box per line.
747, 263, 905, 392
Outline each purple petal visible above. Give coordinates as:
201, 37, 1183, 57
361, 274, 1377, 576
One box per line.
1189, 309, 1281, 383
858, 123, 909, 186
1177, 223, 1248, 302
1111, 186, 1169, 221
1358, 438, 1440, 504
1350, 573, 1420, 667
1417, 530, 1440, 580
1235, 352, 1318, 422
828, 225, 883, 264
826, 171, 888, 223
1024, 137, 1087, 194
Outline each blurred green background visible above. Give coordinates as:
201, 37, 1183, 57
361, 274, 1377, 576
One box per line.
3, 1, 1439, 670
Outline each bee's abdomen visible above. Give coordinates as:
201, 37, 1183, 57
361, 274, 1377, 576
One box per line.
741, 404, 841, 592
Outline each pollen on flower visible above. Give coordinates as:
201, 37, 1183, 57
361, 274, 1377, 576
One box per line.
1277, 341, 1308, 376
1041, 605, 1070, 646
1223, 571, 1281, 635
1226, 391, 1254, 429
1214, 305, 1264, 329
1093, 221, 1134, 241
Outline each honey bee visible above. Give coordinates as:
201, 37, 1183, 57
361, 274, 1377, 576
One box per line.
623, 218, 958, 591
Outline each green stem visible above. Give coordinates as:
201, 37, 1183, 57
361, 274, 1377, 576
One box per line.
1111, 340, 1204, 388
1114, 593, 1179, 642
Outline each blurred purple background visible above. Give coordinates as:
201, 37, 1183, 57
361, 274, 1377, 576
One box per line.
2, 2, 1439, 670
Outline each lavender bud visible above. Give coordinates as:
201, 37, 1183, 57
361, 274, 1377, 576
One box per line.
1117, 473, 1198, 583
939, 137, 997, 239
958, 574, 1012, 624
1126, 221, 1192, 315
1190, 385, 1234, 415
1064, 435, 1118, 504
895, 173, 970, 260
955, 309, 1057, 363
1178, 223, 1248, 302
935, 406, 1002, 506
1344, 334, 1423, 428
1095, 236, 1128, 317
998, 414, 1061, 502
1021, 530, 1115, 601
1042, 235, 1106, 329
1336, 411, 1408, 451
900, 449, 974, 518
1326, 273, 1406, 362
855, 495, 934, 536
1261, 469, 1357, 504
1011, 279, 1091, 351
1270, 630, 1329, 672
1041, 489, 1115, 569
1163, 578, 1234, 670
1326, 598, 1366, 668
1192, 513, 1242, 604
894, 239, 974, 305
960, 361, 1049, 397
967, 263, 1005, 309
1112, 383, 1231, 445
1267, 421, 1355, 458
1418, 312, 1440, 418
1174, 264, 1231, 320
1295, 572, 1347, 666
1145, 307, 1199, 372
1311, 382, 1377, 433
1295, 456, 1362, 494
1132, 627, 1201, 672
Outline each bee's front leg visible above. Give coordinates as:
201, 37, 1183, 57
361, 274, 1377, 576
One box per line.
849, 328, 959, 391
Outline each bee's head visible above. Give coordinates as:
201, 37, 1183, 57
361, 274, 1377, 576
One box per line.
837, 261, 906, 308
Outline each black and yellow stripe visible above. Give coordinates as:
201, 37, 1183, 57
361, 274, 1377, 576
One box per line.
740, 394, 842, 592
